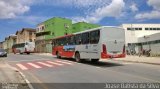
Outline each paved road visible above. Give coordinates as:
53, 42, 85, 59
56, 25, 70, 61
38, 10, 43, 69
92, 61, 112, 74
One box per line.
4, 54, 160, 89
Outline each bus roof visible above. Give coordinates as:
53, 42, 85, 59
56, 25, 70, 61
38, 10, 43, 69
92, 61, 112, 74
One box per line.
73, 26, 124, 34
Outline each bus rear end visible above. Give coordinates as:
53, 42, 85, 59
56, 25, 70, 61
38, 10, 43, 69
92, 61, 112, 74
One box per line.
25, 42, 35, 54
101, 27, 125, 59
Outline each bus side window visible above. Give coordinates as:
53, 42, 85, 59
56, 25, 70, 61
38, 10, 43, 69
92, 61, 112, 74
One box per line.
52, 40, 56, 47
82, 32, 89, 44
75, 34, 81, 45
90, 30, 100, 44
71, 36, 75, 45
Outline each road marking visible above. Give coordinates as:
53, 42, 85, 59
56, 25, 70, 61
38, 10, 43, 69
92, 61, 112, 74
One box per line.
27, 72, 49, 89
55, 60, 73, 65
61, 60, 75, 63
27, 63, 42, 68
46, 61, 64, 66
8, 59, 48, 63
37, 62, 53, 67
16, 64, 28, 70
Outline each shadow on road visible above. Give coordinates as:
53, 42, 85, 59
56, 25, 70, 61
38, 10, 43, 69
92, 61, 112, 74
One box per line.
55, 57, 123, 67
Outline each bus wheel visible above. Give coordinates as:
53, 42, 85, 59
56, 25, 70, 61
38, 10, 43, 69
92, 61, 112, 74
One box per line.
20, 51, 23, 54
91, 59, 99, 63
56, 52, 61, 59
75, 52, 81, 62
27, 53, 30, 55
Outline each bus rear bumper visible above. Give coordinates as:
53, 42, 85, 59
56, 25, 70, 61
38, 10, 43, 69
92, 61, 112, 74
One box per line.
101, 53, 126, 59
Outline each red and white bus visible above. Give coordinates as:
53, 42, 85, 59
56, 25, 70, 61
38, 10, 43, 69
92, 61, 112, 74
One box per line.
52, 26, 126, 62
12, 42, 35, 54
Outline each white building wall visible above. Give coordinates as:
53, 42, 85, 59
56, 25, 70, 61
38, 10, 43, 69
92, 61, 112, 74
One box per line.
122, 24, 160, 45
151, 43, 160, 55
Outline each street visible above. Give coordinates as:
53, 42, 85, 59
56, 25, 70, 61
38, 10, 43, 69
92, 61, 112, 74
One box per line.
3, 54, 160, 89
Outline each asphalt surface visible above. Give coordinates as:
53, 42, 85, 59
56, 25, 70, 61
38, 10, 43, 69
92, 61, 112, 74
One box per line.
4, 54, 160, 89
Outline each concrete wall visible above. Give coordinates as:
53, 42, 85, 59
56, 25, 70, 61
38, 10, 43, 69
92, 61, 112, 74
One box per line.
122, 24, 160, 45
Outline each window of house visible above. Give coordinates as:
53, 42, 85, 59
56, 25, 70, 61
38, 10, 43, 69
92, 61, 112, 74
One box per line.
145, 28, 149, 30
29, 39, 32, 42
157, 28, 160, 30
150, 28, 153, 30
153, 28, 156, 30
127, 28, 132, 30
52, 32, 55, 36
42, 26, 45, 30
139, 28, 142, 30
29, 32, 32, 35
135, 28, 139, 30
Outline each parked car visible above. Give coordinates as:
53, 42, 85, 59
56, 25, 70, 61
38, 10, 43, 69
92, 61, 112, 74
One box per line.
0, 49, 7, 57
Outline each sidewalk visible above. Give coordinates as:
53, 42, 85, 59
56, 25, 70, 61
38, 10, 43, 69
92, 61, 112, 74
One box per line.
0, 58, 30, 89
114, 55, 160, 65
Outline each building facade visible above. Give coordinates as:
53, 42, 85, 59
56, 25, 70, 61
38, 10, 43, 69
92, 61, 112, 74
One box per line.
36, 17, 72, 41
16, 28, 36, 43
137, 33, 160, 56
72, 22, 100, 33
36, 17, 72, 53
122, 24, 160, 55
7, 35, 17, 53
2, 37, 9, 52
0, 42, 3, 49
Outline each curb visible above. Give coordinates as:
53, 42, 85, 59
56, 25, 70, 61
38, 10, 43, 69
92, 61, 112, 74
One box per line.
8, 65, 34, 89
33, 53, 53, 57
115, 60, 160, 65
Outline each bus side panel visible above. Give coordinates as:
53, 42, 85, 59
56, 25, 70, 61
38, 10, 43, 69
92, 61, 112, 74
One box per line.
61, 45, 75, 58
52, 46, 75, 58
75, 45, 91, 59
87, 44, 100, 59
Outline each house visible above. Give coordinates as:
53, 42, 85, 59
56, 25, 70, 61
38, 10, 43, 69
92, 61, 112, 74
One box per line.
16, 28, 36, 43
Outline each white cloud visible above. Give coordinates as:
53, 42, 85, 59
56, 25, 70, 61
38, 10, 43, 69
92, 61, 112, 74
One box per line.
0, 0, 32, 19
135, 0, 160, 20
130, 3, 138, 12
15, 16, 51, 25
72, 0, 125, 23
147, 0, 160, 11
37, 0, 111, 8
135, 11, 160, 20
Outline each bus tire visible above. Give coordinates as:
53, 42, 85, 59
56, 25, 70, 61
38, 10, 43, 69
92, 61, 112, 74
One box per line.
75, 52, 81, 63
91, 59, 99, 62
27, 53, 30, 55
20, 51, 23, 54
56, 52, 61, 59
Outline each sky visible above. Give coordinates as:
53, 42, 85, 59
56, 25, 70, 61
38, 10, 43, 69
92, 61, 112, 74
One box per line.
0, 0, 160, 41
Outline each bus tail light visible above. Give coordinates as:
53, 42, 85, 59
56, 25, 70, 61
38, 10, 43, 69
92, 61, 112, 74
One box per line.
102, 44, 107, 54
